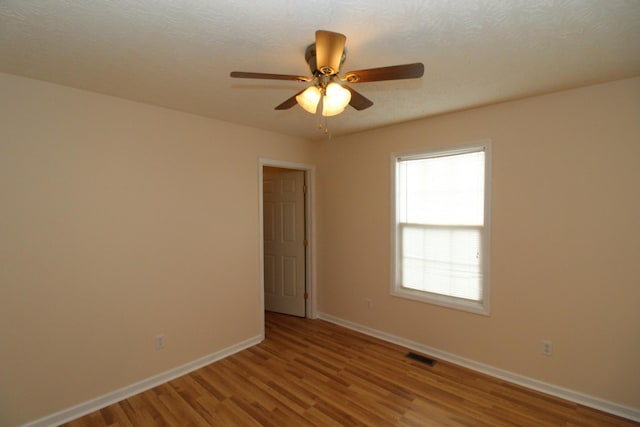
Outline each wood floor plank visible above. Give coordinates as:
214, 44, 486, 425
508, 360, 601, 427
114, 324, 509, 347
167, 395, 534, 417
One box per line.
61, 312, 639, 426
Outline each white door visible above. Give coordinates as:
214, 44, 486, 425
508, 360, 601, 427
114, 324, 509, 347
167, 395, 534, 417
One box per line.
263, 168, 306, 317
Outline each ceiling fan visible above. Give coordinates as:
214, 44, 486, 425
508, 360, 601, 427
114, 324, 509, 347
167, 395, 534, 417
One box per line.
230, 30, 424, 117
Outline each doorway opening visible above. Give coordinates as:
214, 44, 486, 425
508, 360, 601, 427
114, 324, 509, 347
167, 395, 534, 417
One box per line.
258, 159, 315, 336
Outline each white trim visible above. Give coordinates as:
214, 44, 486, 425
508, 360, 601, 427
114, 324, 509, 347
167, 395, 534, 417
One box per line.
20, 335, 262, 427
317, 312, 640, 423
258, 158, 317, 320
390, 140, 492, 316
396, 144, 486, 161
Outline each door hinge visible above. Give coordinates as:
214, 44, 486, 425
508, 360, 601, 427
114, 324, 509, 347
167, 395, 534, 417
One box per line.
304, 292, 309, 300
303, 184, 308, 193
303, 239, 308, 247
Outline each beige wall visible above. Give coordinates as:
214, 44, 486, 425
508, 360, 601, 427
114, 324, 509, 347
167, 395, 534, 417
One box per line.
0, 73, 313, 426
314, 77, 640, 408
2, 71, 639, 425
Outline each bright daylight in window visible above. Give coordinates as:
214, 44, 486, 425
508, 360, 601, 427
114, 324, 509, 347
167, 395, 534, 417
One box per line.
391, 142, 491, 314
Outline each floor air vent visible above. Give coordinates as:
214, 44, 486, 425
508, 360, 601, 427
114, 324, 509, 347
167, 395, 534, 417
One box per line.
406, 352, 437, 366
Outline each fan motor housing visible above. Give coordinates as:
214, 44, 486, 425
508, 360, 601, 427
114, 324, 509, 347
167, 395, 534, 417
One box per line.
305, 43, 347, 76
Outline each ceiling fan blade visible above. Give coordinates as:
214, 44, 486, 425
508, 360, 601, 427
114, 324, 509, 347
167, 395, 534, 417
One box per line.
343, 63, 424, 83
230, 71, 311, 82
315, 30, 346, 75
344, 86, 374, 111
275, 90, 305, 110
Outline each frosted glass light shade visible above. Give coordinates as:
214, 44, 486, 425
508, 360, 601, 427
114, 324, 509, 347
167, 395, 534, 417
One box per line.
296, 86, 321, 114
322, 82, 351, 117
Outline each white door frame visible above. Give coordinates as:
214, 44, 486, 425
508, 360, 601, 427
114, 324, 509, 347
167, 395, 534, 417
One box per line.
258, 158, 317, 336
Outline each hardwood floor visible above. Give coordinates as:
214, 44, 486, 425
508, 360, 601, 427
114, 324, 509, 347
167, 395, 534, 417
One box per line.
62, 312, 638, 426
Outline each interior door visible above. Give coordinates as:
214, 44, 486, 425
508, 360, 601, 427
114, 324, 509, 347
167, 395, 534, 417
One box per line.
263, 168, 306, 317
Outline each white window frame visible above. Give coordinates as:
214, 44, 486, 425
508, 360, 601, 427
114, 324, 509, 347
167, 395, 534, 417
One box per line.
390, 141, 492, 315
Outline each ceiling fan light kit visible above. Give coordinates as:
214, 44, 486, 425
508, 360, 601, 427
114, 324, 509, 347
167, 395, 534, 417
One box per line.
295, 82, 351, 117
230, 30, 424, 125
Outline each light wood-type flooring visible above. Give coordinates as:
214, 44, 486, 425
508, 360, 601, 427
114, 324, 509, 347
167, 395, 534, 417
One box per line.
63, 312, 638, 426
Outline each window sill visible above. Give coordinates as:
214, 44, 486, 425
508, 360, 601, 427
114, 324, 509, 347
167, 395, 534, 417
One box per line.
390, 287, 490, 316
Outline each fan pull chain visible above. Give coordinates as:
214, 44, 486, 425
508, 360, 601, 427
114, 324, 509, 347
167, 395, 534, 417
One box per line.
316, 96, 332, 139
317, 116, 332, 138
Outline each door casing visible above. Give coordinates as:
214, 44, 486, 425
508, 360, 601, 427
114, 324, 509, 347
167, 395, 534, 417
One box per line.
258, 158, 316, 338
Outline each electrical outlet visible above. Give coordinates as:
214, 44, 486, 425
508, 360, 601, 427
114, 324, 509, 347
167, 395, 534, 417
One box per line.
542, 340, 553, 356
365, 298, 373, 310
155, 334, 165, 350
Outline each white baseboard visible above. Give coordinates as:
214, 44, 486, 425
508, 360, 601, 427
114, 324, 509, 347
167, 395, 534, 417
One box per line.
20, 335, 263, 427
318, 312, 640, 423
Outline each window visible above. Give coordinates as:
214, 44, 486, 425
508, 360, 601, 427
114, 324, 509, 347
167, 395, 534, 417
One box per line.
391, 142, 491, 315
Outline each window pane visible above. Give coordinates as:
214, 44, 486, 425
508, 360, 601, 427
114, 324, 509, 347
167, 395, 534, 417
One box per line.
401, 224, 482, 301
399, 151, 484, 225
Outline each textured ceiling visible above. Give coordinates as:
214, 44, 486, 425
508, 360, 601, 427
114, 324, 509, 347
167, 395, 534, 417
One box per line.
1, 0, 639, 140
